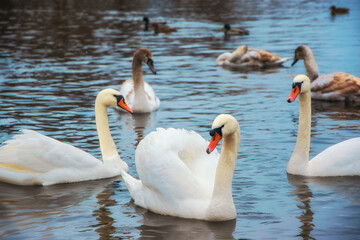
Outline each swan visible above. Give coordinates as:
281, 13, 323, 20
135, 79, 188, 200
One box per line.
216, 45, 290, 68
286, 75, 360, 176
292, 45, 360, 103
222, 24, 249, 36
143, 16, 166, 31
0, 89, 133, 186
120, 114, 241, 221
119, 48, 160, 113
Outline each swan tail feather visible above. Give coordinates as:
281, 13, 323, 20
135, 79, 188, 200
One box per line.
120, 169, 145, 208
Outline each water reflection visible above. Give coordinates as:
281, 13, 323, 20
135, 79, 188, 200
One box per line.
132, 203, 236, 240
116, 112, 155, 146
0, 178, 119, 238
288, 174, 360, 240
287, 175, 315, 240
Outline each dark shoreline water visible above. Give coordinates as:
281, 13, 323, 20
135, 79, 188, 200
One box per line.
1, 0, 360, 239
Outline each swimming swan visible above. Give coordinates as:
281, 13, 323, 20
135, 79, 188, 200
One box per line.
292, 45, 360, 103
121, 114, 240, 221
287, 75, 360, 176
0, 89, 133, 185
217, 45, 290, 68
119, 48, 160, 113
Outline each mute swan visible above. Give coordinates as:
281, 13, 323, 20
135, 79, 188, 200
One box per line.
143, 16, 166, 31
0, 89, 133, 186
120, 114, 240, 221
119, 48, 160, 113
216, 45, 290, 68
222, 24, 249, 36
292, 45, 360, 103
287, 75, 360, 176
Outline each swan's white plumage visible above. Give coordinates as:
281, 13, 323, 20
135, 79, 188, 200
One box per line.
119, 79, 160, 112
0, 88, 130, 186
121, 128, 220, 218
308, 137, 360, 176
287, 75, 360, 177
0, 130, 126, 186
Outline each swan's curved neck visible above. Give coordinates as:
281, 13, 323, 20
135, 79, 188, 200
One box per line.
95, 99, 119, 162
207, 129, 240, 219
288, 92, 311, 175
303, 50, 319, 81
132, 57, 145, 93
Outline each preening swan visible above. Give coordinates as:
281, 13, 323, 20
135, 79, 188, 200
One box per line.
292, 45, 360, 102
216, 45, 290, 68
119, 48, 160, 113
287, 75, 360, 176
121, 114, 241, 221
0, 89, 133, 186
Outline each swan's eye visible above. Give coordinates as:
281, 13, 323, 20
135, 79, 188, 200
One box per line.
292, 82, 303, 92
209, 125, 224, 137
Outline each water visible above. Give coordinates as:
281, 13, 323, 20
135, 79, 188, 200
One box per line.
0, 0, 360, 239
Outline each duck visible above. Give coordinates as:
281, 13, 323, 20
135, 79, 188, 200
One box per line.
0, 89, 133, 186
292, 45, 360, 103
120, 114, 241, 221
286, 75, 360, 176
216, 45, 290, 68
143, 16, 167, 31
222, 24, 249, 37
119, 48, 160, 113
153, 22, 177, 34
330, 5, 349, 15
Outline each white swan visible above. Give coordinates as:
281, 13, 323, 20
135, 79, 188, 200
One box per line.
216, 45, 290, 68
119, 48, 160, 113
292, 45, 360, 103
0, 89, 133, 186
120, 114, 240, 221
287, 75, 360, 176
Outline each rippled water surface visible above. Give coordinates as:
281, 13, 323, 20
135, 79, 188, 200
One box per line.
1, 0, 360, 239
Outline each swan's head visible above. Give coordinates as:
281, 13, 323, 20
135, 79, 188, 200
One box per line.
292, 45, 312, 66
206, 114, 239, 154
97, 89, 133, 114
134, 48, 157, 74
233, 45, 248, 57
287, 75, 311, 103
222, 24, 231, 31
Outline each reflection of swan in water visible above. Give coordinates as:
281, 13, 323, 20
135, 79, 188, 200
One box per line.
287, 174, 360, 239
287, 174, 315, 240
93, 181, 118, 240
132, 202, 236, 240
0, 178, 119, 239
117, 112, 154, 146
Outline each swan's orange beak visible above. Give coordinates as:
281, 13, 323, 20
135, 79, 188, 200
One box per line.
118, 97, 133, 114
287, 84, 301, 103
206, 132, 222, 154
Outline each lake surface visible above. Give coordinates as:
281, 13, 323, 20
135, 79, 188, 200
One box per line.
0, 0, 360, 239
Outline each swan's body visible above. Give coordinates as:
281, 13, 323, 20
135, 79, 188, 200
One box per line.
0, 89, 133, 186
216, 45, 290, 68
292, 45, 360, 102
287, 75, 360, 176
119, 48, 160, 113
121, 114, 240, 221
